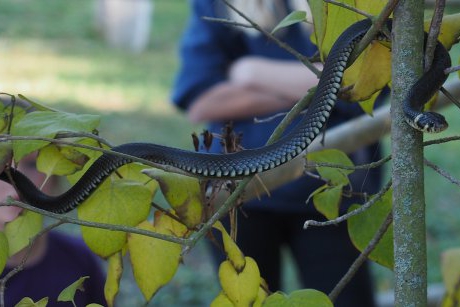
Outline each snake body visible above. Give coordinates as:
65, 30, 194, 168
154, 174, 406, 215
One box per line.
0, 19, 451, 213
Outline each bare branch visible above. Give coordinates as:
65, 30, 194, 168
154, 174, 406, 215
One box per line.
0, 199, 188, 245
220, 0, 321, 76
329, 212, 393, 302
424, 158, 460, 187
323, 0, 372, 18
303, 180, 392, 229
425, 0, 446, 71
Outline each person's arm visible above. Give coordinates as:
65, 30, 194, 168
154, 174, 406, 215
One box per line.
229, 56, 322, 101
187, 81, 292, 123
188, 57, 322, 123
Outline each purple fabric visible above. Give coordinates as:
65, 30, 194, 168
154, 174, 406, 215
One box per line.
1, 231, 106, 307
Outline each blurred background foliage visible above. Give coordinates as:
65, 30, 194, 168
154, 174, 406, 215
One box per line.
1, 0, 460, 305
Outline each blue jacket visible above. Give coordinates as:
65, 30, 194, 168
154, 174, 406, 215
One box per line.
171, 0, 381, 212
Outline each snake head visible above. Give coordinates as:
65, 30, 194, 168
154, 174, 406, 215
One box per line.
410, 112, 448, 133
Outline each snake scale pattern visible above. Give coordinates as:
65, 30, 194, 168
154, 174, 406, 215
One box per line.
0, 19, 451, 213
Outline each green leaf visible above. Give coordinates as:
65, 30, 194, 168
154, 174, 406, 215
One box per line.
4, 210, 42, 256
272, 11, 307, 34
17, 94, 59, 112
104, 252, 123, 307
11, 111, 100, 162
14, 297, 49, 307
78, 176, 153, 258
0, 232, 8, 274
263, 289, 333, 307
312, 184, 343, 220
347, 188, 393, 269
127, 220, 181, 301
307, 149, 354, 185
57, 276, 89, 302
0, 141, 13, 173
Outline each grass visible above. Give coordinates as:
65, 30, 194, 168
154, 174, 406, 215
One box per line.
1, 0, 460, 305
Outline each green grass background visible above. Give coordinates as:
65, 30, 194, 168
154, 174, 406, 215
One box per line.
1, 0, 460, 305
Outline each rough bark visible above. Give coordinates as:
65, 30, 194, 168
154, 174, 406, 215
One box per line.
391, 2, 427, 306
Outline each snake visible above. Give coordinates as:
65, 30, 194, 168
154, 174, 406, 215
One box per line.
0, 19, 451, 213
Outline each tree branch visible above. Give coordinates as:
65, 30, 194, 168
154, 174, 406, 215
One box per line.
0, 199, 188, 245
328, 212, 393, 302
303, 179, 391, 229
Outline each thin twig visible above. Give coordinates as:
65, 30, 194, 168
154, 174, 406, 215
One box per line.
424, 135, 460, 146
440, 87, 460, 109
323, 0, 372, 18
202, 16, 253, 29
220, 0, 321, 76
303, 180, 392, 229
348, 0, 400, 64
328, 212, 393, 302
0, 220, 64, 306
0, 199, 188, 245
444, 65, 460, 74
425, 0, 446, 71
306, 155, 391, 171
424, 158, 460, 187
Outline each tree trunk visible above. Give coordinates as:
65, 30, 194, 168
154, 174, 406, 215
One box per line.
391, 1, 427, 306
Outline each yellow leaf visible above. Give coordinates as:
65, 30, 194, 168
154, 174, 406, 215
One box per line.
127, 221, 181, 301
219, 257, 260, 307
427, 13, 460, 50
342, 42, 391, 102
78, 178, 152, 258
145, 169, 203, 229
4, 210, 42, 256
104, 252, 123, 307
154, 211, 188, 238
213, 221, 245, 270
37, 144, 87, 178
210, 291, 234, 307
254, 285, 269, 307
442, 248, 460, 296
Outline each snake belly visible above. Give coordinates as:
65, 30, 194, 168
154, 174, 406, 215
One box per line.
0, 19, 451, 213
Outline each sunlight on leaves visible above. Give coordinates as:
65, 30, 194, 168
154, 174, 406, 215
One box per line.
11, 111, 100, 162
78, 178, 152, 258
219, 257, 260, 306
145, 169, 203, 229
263, 289, 333, 307
57, 276, 89, 303
37, 144, 87, 178
347, 188, 393, 269
0, 231, 8, 274
0, 105, 27, 135
272, 10, 307, 34
4, 210, 42, 256
213, 221, 245, 270
104, 252, 123, 307
127, 220, 181, 302
14, 297, 49, 307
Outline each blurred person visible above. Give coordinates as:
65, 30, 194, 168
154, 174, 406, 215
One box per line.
172, 1, 383, 306
0, 108, 106, 306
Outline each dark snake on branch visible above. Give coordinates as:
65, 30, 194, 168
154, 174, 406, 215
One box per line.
0, 19, 452, 213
